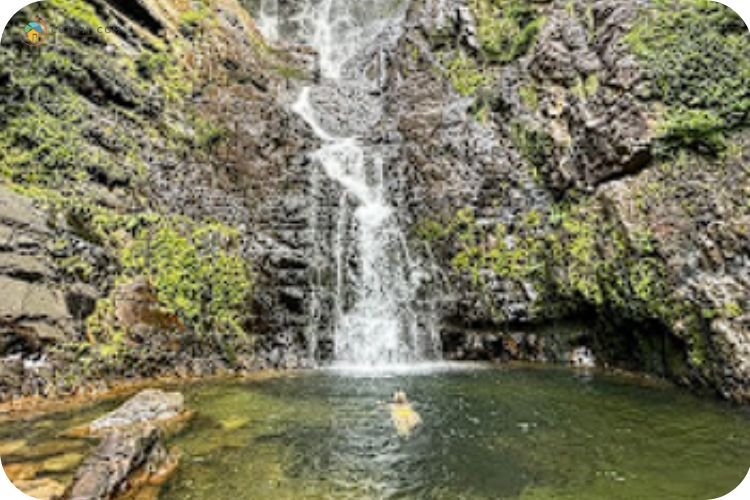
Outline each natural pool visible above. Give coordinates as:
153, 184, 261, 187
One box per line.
2, 364, 749, 499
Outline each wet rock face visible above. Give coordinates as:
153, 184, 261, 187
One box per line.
0, 0, 318, 398
527, 0, 653, 189
598, 146, 750, 402
385, 0, 749, 401
380, 0, 553, 324
0, 188, 72, 345
0, 185, 110, 400
441, 321, 596, 366
13, 478, 67, 500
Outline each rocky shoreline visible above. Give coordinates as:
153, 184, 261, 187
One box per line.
0, 369, 286, 422
2, 388, 190, 500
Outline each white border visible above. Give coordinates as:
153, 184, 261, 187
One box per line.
0, 0, 749, 499
0, 457, 36, 500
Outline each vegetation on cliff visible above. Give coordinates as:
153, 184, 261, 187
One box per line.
626, 0, 750, 154
0, 0, 285, 387
470, 0, 546, 64
416, 0, 749, 396
119, 217, 253, 337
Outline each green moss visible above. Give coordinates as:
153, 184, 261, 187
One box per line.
193, 117, 230, 153
53, 0, 108, 41
0, 28, 160, 192
519, 84, 539, 110
626, 0, 750, 154
659, 108, 726, 154
415, 219, 450, 242
510, 120, 555, 168
629, 258, 668, 307
584, 73, 599, 97
273, 63, 308, 81
7, 184, 255, 340
120, 217, 254, 337
443, 53, 489, 97
0, 95, 88, 186
427, 192, 685, 327
470, 0, 546, 63
57, 255, 95, 281
571, 73, 599, 101
136, 51, 171, 80
180, 6, 211, 29
85, 298, 127, 355
722, 301, 743, 319
556, 204, 605, 304
472, 101, 491, 123
630, 228, 657, 254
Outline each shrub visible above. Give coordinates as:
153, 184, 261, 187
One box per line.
121, 217, 254, 336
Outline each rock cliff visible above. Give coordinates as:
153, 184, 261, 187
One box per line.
390, 0, 749, 402
0, 0, 315, 401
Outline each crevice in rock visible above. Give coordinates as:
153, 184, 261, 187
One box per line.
102, 0, 164, 36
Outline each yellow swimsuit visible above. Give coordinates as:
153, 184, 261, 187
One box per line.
391, 403, 422, 437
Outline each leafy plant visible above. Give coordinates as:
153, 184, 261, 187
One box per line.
626, 0, 750, 153
510, 120, 555, 168
444, 53, 489, 96
470, 0, 546, 63
659, 109, 726, 154
121, 218, 254, 337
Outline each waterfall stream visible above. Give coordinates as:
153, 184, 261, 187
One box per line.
258, 0, 440, 367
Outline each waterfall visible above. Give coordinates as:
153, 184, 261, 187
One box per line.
259, 0, 441, 367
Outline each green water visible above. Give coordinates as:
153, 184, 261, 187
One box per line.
2, 365, 749, 499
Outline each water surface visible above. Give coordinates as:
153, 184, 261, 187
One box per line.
2, 365, 749, 499
164, 365, 750, 499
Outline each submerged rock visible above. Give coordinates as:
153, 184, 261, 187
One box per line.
219, 416, 250, 431
14, 439, 87, 461
41, 452, 84, 474
3, 461, 41, 482
0, 439, 26, 456
13, 477, 66, 500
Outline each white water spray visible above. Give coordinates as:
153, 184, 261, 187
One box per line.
260, 0, 440, 366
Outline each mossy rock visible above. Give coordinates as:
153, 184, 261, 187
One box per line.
626, 0, 750, 154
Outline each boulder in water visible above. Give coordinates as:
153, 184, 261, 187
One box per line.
87, 389, 186, 435
66, 389, 187, 499
66, 425, 166, 500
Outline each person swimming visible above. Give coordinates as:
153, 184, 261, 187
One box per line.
390, 390, 422, 438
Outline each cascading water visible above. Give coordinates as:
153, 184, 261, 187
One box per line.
258, 0, 441, 367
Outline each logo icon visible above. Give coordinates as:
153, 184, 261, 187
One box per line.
23, 17, 48, 46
